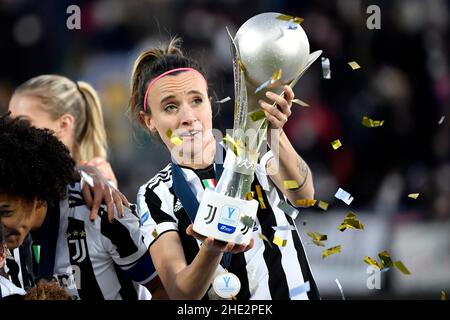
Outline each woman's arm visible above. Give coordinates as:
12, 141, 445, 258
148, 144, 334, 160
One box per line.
150, 225, 252, 300
259, 85, 315, 204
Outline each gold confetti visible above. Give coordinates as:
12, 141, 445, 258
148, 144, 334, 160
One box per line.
273, 236, 288, 247
292, 98, 310, 107
441, 291, 446, 300
362, 116, 384, 128
284, 180, 299, 190
408, 193, 420, 199
364, 256, 383, 270
166, 128, 173, 138
322, 245, 341, 259
394, 261, 411, 275
276, 14, 304, 25
170, 136, 183, 145
339, 212, 364, 232
152, 228, 159, 239
331, 139, 342, 150
348, 61, 361, 70
258, 233, 273, 248
232, 295, 237, 300
255, 185, 266, 209
318, 200, 329, 211
307, 230, 327, 247
295, 199, 317, 207
249, 110, 266, 122
271, 69, 283, 83
223, 134, 242, 156
245, 191, 254, 201
378, 251, 394, 268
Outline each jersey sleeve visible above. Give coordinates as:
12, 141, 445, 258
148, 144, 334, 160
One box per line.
137, 180, 179, 248
100, 205, 157, 285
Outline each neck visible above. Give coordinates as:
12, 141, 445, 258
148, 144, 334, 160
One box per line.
175, 137, 216, 170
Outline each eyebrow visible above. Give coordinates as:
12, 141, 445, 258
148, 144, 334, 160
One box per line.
0, 204, 10, 210
160, 90, 205, 105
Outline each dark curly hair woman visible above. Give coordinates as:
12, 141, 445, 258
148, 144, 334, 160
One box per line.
0, 113, 77, 249
0, 113, 166, 300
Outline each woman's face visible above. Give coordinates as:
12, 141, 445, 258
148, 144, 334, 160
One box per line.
8, 94, 60, 134
0, 194, 46, 249
144, 70, 214, 164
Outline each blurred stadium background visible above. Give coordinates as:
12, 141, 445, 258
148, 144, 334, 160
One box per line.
0, 0, 449, 299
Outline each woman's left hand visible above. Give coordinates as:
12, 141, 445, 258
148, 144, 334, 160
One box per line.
259, 85, 294, 130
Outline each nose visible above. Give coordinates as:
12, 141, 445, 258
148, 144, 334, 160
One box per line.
180, 105, 197, 127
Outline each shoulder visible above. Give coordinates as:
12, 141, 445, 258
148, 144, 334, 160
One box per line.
138, 164, 173, 196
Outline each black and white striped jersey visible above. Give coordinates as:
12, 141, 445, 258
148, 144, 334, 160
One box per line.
6, 182, 157, 300
137, 149, 320, 300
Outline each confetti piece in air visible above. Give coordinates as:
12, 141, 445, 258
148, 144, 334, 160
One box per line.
276, 14, 304, 25
331, 139, 342, 150
258, 233, 273, 248
232, 295, 237, 300
255, 69, 283, 93
362, 116, 384, 128
408, 193, 420, 199
249, 110, 266, 122
277, 200, 299, 220
152, 228, 159, 239
438, 116, 445, 125
292, 98, 310, 107
364, 256, 383, 270
321, 57, 331, 79
335, 279, 346, 300
318, 200, 329, 211
295, 199, 317, 207
394, 261, 411, 275
255, 185, 266, 209
307, 230, 327, 247
170, 136, 183, 145
348, 61, 361, 70
272, 225, 296, 231
223, 134, 242, 156
166, 128, 173, 138
335, 188, 354, 205
441, 291, 446, 300
378, 251, 394, 268
80, 170, 94, 188
284, 180, 299, 190
289, 281, 310, 298
273, 236, 288, 247
245, 191, 254, 201
338, 212, 364, 232
322, 245, 341, 259
240, 215, 255, 229
216, 96, 231, 104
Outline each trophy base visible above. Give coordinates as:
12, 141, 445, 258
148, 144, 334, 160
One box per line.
193, 189, 259, 245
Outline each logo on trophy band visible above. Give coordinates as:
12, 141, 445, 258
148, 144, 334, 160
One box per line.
217, 206, 240, 234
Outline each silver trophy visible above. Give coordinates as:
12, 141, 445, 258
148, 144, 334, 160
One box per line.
193, 12, 322, 244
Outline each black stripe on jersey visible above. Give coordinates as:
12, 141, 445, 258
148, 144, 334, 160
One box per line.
100, 208, 139, 258
144, 187, 176, 225
66, 217, 104, 300
148, 167, 172, 189
230, 253, 251, 300
286, 215, 321, 300
113, 263, 138, 300
253, 177, 291, 299
68, 196, 85, 208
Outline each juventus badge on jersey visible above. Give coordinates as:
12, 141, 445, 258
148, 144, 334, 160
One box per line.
213, 272, 241, 299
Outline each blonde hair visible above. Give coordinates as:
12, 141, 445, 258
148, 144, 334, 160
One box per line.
14, 75, 108, 162
129, 37, 206, 129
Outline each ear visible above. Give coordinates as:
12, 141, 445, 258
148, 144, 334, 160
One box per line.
140, 111, 157, 134
57, 113, 75, 138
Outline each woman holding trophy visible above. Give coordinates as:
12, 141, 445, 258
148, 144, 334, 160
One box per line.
130, 13, 321, 300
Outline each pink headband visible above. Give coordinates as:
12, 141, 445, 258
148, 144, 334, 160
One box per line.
143, 67, 204, 112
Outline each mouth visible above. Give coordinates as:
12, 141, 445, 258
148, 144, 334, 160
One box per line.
179, 130, 201, 138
